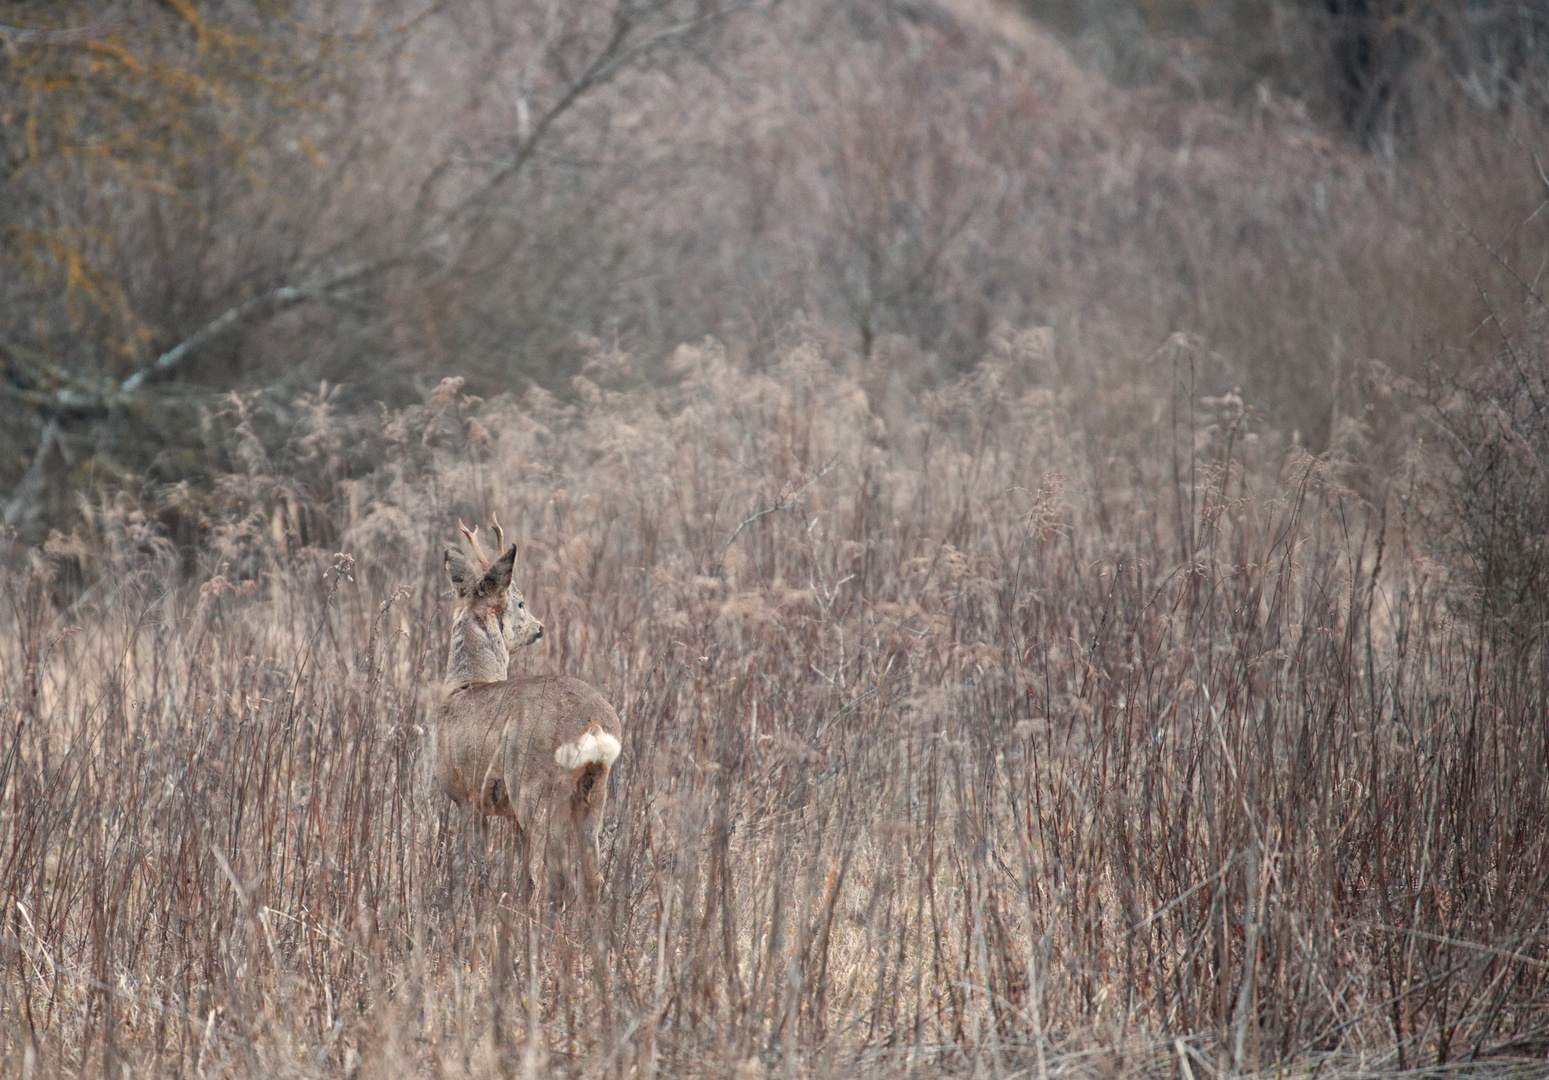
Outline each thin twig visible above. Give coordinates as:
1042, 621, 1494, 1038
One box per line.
0, 4, 124, 46
717, 458, 837, 563
1, 418, 60, 529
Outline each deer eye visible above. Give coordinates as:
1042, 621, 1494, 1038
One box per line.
517, 601, 525, 610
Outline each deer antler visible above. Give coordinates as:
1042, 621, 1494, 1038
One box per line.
490, 512, 505, 556
458, 518, 493, 568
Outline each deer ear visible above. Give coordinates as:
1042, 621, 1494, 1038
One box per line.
445, 546, 477, 596
479, 544, 517, 597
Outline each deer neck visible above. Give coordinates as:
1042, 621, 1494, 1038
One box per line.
445, 612, 509, 688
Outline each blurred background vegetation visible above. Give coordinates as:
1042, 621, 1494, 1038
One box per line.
1, 0, 1546, 545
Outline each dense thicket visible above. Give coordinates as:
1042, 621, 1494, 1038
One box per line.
3, 0, 1547, 535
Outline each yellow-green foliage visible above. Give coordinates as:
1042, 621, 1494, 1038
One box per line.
1, 0, 352, 378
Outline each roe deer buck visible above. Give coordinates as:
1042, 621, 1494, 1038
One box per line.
432, 515, 622, 894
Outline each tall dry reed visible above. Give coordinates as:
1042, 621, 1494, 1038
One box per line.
2, 337, 1546, 1078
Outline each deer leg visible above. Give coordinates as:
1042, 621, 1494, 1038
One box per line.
570, 762, 610, 900
475, 811, 495, 892
510, 821, 537, 902
511, 783, 555, 904
479, 761, 512, 817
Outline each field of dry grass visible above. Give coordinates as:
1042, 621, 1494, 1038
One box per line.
3, 334, 1547, 1078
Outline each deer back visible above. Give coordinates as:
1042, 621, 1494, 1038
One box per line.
437, 674, 621, 826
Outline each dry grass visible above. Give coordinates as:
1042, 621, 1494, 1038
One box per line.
3, 337, 1548, 1078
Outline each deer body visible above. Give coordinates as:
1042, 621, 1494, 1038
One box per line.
439, 675, 620, 824
431, 516, 621, 891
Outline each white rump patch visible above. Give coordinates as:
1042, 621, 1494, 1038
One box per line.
554, 727, 621, 770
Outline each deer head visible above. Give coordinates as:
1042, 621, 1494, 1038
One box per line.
444, 514, 543, 687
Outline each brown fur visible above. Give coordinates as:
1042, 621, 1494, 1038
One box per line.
431, 518, 622, 894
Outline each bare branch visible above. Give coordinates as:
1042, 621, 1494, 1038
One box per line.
436, 1, 750, 236
119, 259, 391, 393
717, 457, 837, 568
2, 418, 60, 530
0, 4, 124, 48
83, 1, 753, 395
120, 288, 307, 393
